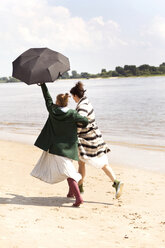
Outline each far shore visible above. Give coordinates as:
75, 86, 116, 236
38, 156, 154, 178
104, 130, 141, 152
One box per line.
1, 74, 165, 84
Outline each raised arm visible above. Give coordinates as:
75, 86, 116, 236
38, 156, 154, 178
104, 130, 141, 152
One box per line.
40, 83, 54, 113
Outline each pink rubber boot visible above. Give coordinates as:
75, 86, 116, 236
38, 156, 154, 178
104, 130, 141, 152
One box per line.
67, 178, 83, 207
67, 178, 74, 198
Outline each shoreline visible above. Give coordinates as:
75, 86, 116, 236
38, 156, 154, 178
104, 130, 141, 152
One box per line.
0, 139, 165, 247
0, 139, 164, 178
1, 128, 165, 151
0, 130, 164, 174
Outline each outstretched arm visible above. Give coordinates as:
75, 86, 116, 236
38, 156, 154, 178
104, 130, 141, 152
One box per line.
40, 83, 54, 113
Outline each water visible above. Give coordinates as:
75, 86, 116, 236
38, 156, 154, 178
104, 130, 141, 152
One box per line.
0, 77, 165, 172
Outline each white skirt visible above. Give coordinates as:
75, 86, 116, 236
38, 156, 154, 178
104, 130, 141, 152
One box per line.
80, 153, 109, 169
31, 151, 82, 184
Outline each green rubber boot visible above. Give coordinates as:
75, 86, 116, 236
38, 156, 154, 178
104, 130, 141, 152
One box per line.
79, 184, 84, 193
112, 180, 124, 199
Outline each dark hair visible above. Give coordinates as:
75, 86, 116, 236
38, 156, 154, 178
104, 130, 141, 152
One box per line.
70, 81, 86, 98
56, 93, 69, 107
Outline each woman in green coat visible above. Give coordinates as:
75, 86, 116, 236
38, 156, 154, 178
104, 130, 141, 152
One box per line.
31, 83, 88, 207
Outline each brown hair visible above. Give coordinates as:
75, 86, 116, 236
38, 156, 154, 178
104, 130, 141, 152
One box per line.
56, 93, 69, 107
70, 81, 86, 98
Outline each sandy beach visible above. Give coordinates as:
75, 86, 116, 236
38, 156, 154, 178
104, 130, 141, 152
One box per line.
0, 139, 165, 248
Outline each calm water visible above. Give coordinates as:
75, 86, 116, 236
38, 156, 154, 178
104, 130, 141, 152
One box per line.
0, 77, 165, 172
0, 77, 165, 147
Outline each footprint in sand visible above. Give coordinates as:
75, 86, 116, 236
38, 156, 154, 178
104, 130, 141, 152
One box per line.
58, 226, 64, 229
92, 208, 98, 211
50, 208, 60, 211
129, 212, 142, 219
35, 218, 40, 222
69, 217, 78, 220
123, 214, 129, 219
80, 216, 88, 219
13, 207, 24, 210
0, 214, 5, 217
103, 205, 109, 208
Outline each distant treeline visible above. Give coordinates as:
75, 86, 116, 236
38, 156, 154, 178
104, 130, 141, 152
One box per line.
0, 76, 20, 83
1, 62, 165, 82
63, 62, 165, 79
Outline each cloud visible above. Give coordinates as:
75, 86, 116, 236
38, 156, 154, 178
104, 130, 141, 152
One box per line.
1, 0, 165, 76
0, 0, 124, 50
0, 0, 127, 75
87, 17, 127, 49
141, 16, 165, 44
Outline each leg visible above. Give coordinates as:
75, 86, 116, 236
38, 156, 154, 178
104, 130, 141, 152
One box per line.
67, 178, 83, 207
67, 178, 74, 198
102, 164, 124, 199
78, 160, 85, 186
102, 164, 116, 182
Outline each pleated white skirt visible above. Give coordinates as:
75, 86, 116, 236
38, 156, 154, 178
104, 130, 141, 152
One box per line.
31, 151, 82, 184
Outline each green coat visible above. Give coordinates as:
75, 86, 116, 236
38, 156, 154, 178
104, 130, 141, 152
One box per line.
34, 83, 88, 160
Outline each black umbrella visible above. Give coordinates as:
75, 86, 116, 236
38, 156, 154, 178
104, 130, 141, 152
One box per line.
12, 47, 70, 85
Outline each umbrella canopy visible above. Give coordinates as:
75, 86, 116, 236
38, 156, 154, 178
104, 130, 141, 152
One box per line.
12, 48, 70, 85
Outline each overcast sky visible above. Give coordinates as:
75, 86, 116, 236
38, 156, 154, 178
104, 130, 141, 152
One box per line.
1, 0, 165, 76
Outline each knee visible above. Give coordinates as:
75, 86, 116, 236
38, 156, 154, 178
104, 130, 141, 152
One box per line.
102, 164, 107, 170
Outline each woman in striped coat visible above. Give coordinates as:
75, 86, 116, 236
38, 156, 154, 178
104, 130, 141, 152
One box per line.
70, 82, 124, 199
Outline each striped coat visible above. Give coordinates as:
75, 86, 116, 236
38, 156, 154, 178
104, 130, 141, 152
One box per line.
76, 96, 110, 161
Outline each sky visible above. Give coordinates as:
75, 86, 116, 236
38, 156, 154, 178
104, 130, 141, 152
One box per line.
1, 0, 165, 76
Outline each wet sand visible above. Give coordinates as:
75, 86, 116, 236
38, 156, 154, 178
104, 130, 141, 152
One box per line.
0, 140, 165, 248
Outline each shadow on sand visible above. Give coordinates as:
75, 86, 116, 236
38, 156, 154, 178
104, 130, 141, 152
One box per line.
0, 193, 113, 208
